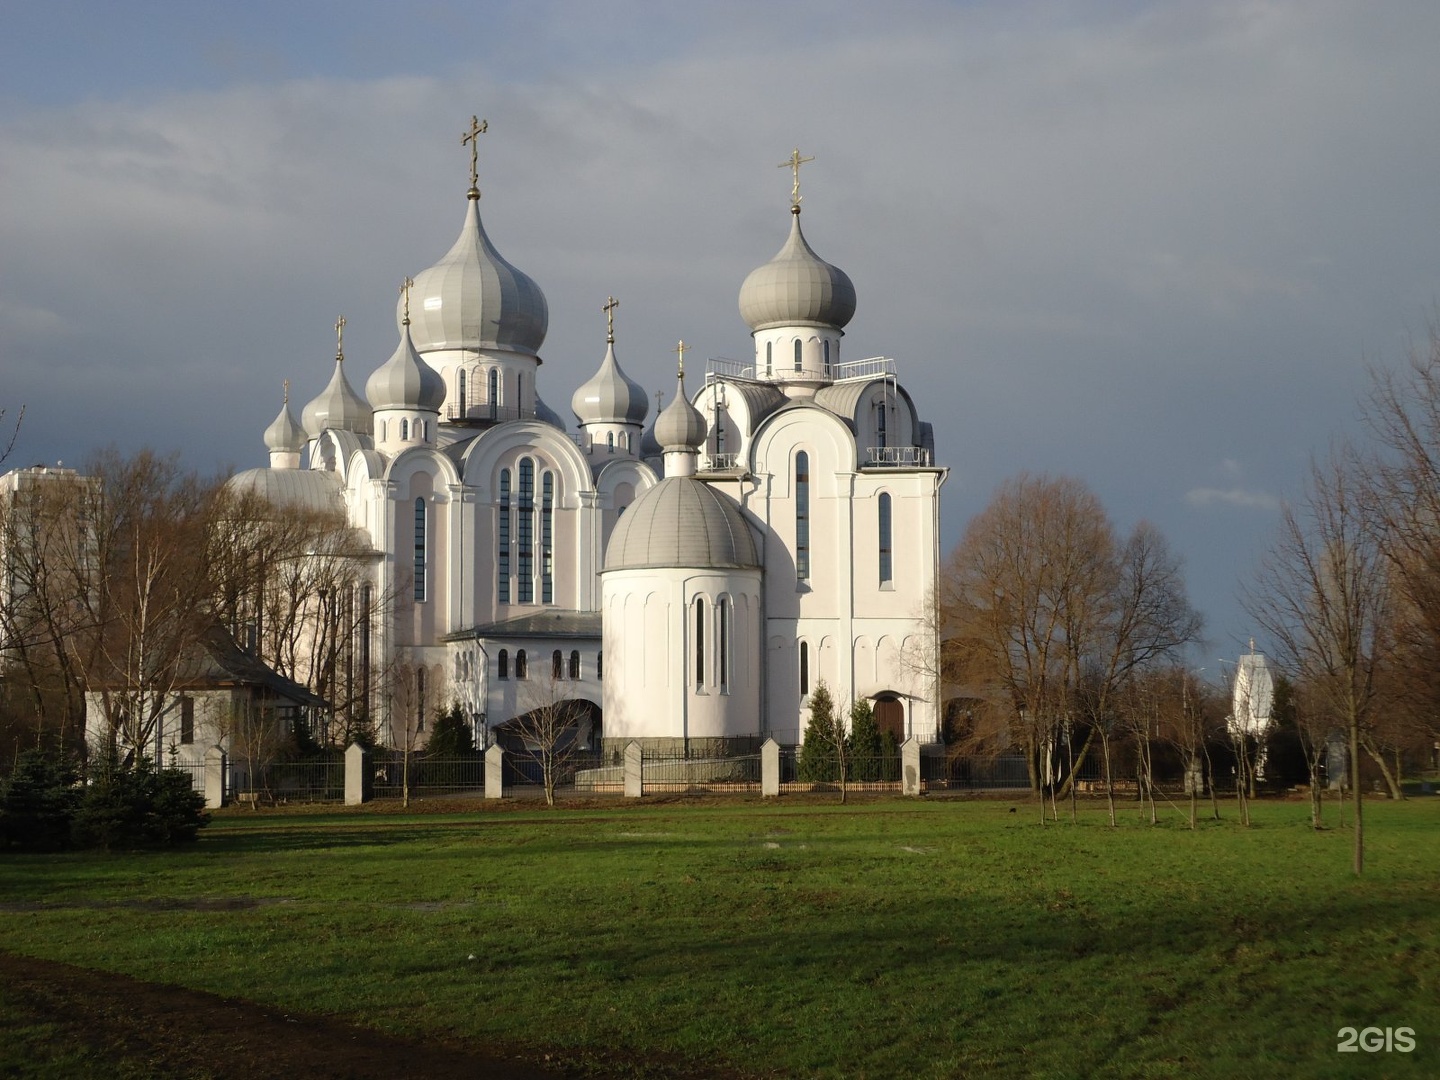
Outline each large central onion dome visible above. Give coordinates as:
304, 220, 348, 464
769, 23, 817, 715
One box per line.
738, 207, 856, 332
401, 192, 549, 356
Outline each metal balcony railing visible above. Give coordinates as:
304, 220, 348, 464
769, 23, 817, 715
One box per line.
865, 445, 931, 468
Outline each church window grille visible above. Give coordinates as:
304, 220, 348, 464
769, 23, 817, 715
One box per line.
552, 649, 564, 680
518, 459, 534, 603
498, 469, 511, 603
718, 597, 730, 694
694, 597, 706, 688
800, 641, 810, 697
606, 432, 614, 453
400, 418, 409, 441
541, 471, 554, 604
498, 649, 509, 680
795, 451, 810, 582
569, 650, 581, 679
879, 493, 893, 586
794, 338, 803, 371
516, 649, 528, 680
413, 497, 427, 602
488, 368, 499, 419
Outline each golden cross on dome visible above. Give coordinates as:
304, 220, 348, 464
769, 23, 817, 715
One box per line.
603, 296, 619, 344
462, 116, 488, 193
283, 379, 290, 405
779, 147, 814, 208
334, 315, 346, 359
399, 277, 415, 322
654, 389, 664, 413
675, 340, 688, 377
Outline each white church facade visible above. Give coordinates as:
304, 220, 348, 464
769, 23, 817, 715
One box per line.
229, 130, 948, 752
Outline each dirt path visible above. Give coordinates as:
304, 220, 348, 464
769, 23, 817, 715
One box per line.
0, 950, 589, 1079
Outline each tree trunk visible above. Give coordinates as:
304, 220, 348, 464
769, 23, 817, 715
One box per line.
1101, 732, 1116, 828
1361, 739, 1402, 800
1350, 716, 1364, 875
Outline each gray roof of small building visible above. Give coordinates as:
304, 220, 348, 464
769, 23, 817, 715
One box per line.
445, 609, 602, 641
225, 467, 345, 513
604, 476, 759, 571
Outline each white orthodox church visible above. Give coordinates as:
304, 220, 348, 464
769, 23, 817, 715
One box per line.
229, 132, 947, 752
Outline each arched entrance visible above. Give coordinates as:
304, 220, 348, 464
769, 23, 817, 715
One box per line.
874, 694, 905, 742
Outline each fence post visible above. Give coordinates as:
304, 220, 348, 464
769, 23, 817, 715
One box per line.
204, 745, 227, 809
345, 743, 372, 806
485, 744, 505, 799
761, 738, 780, 797
902, 737, 922, 796
624, 741, 643, 798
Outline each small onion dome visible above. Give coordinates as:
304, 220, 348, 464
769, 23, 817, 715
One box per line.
533, 393, 565, 430
571, 342, 649, 426
738, 208, 856, 332
365, 323, 445, 412
302, 356, 373, 438
605, 477, 759, 571
654, 370, 706, 452
263, 392, 306, 454
639, 415, 662, 459
401, 194, 549, 356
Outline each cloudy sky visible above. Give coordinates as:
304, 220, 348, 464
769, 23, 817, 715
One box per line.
4, 0, 1439, 663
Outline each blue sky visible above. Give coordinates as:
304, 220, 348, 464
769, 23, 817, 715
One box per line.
4, 0, 1440, 667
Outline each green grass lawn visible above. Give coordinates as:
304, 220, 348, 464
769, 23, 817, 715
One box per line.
1, 795, 1437, 1078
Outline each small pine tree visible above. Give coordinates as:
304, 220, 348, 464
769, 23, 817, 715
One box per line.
798, 681, 841, 783
848, 699, 884, 781
426, 703, 476, 758
0, 750, 81, 851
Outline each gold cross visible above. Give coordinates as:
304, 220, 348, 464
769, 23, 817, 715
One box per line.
654, 389, 664, 413
283, 378, 290, 405
462, 116, 488, 192
399, 277, 414, 322
779, 147, 814, 208
603, 296, 619, 344
675, 340, 688, 377
334, 315, 346, 359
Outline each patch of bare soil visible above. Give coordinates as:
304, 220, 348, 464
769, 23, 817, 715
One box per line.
0, 951, 721, 1079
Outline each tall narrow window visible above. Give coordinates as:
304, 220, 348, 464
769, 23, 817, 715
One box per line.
795, 451, 810, 582
488, 368, 499, 419
694, 597, 706, 689
400, 418, 410, 441
518, 373, 526, 416
498, 649, 509, 680
823, 340, 831, 374
359, 583, 372, 713
793, 338, 803, 371
552, 649, 563, 680
416, 668, 426, 732
413, 497, 427, 601
518, 459, 534, 603
458, 369, 467, 415
180, 697, 194, 745
498, 468, 511, 603
878, 492, 893, 586
766, 341, 773, 376
569, 650, 581, 679
800, 641, 810, 697
718, 597, 730, 694
597, 651, 603, 678
540, 470, 554, 604
606, 432, 614, 453
516, 649, 528, 680
713, 401, 725, 456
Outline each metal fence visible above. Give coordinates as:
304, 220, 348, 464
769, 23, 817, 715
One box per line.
371, 752, 487, 799
778, 748, 905, 793
231, 755, 346, 804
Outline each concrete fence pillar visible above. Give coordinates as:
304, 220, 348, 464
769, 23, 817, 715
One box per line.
902, 737, 922, 796
485, 744, 505, 799
624, 741, 643, 798
204, 745, 227, 810
345, 743, 372, 806
761, 738, 780, 797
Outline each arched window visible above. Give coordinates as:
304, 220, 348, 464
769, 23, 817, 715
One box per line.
359, 583, 372, 709
498, 649, 509, 680
378, 419, 387, 441
793, 338, 803, 371
694, 597, 706, 688
766, 340, 773, 376
876, 399, 887, 447
498, 468, 511, 603
878, 492, 893, 586
413, 497, 426, 602
458, 369, 467, 415
400, 418, 410, 441
518, 459, 534, 603
795, 451, 810, 582
569, 650, 581, 679
552, 649, 563, 680
718, 597, 730, 694
516, 649, 528, 680
518, 372, 526, 415
606, 432, 615, 453
418, 419, 427, 443
596, 651, 603, 678
823, 339, 831, 373
416, 668, 426, 732
800, 641, 810, 697
541, 471, 554, 604
624, 432, 632, 452
488, 368, 499, 419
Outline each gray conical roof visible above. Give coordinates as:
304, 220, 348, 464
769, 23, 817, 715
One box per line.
263, 391, 306, 453
572, 342, 648, 426
604, 477, 759, 571
402, 193, 548, 356
366, 322, 445, 412
738, 208, 855, 332
654, 370, 706, 451
302, 355, 373, 438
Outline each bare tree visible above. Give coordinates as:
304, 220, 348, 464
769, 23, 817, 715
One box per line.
502, 675, 595, 807
1244, 450, 1389, 875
